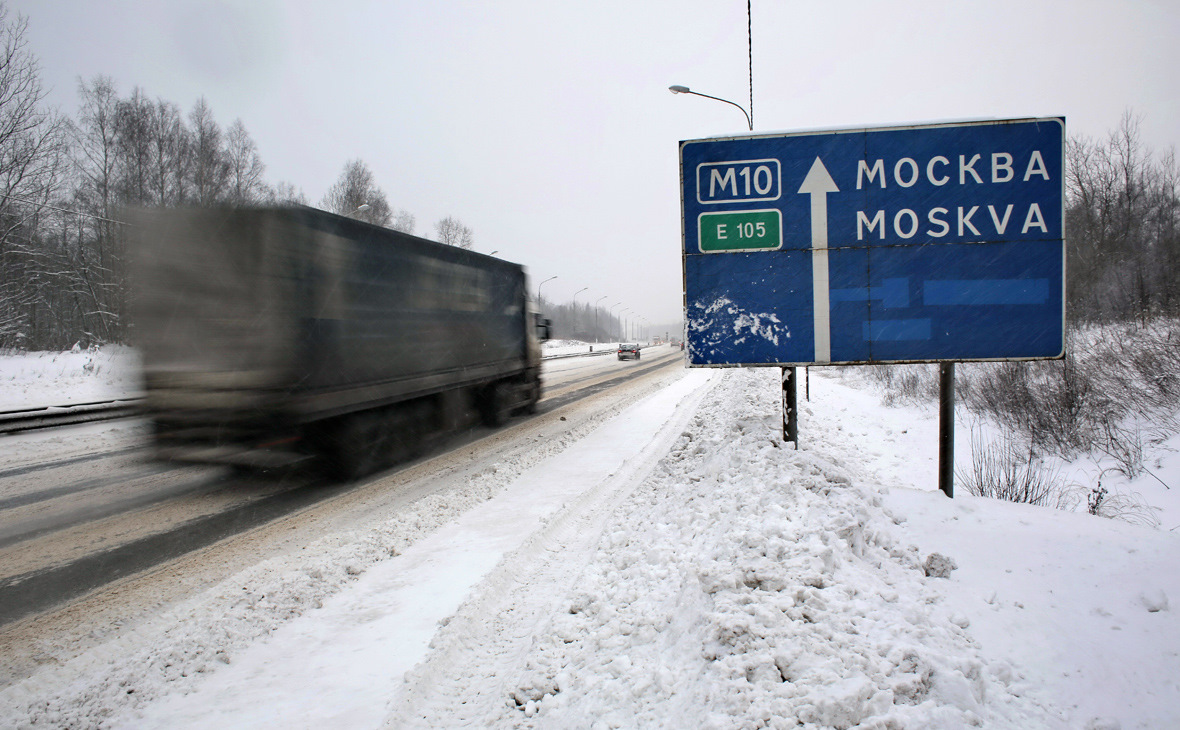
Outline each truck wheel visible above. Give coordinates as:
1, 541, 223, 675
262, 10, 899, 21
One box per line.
479, 382, 510, 427
515, 378, 540, 415
314, 413, 380, 482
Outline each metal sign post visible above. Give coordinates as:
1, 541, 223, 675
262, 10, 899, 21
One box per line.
679, 118, 1066, 494
939, 362, 955, 497
782, 366, 797, 447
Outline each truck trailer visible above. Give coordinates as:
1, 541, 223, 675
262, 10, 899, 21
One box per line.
127, 205, 549, 479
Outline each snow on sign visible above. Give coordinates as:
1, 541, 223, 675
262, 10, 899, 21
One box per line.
680, 118, 1066, 366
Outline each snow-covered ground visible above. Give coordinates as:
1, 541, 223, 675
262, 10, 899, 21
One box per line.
0, 346, 141, 410
1, 347, 1178, 729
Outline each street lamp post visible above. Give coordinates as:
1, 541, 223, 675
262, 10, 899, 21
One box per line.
594, 295, 608, 343
537, 275, 557, 305
571, 287, 588, 339
609, 303, 623, 342
668, 85, 752, 131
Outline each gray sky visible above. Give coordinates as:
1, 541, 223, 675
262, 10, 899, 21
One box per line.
13, 0, 1180, 329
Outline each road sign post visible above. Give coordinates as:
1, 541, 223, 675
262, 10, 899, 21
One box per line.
680, 118, 1066, 494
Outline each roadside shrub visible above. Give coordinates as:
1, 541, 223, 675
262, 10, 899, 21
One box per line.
862, 364, 940, 406
956, 428, 1065, 507
960, 353, 1103, 456
1058, 470, 1162, 528
958, 319, 1180, 462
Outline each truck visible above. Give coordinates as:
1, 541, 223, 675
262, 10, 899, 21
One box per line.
126, 205, 550, 479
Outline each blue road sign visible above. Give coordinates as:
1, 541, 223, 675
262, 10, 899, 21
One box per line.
680, 118, 1065, 366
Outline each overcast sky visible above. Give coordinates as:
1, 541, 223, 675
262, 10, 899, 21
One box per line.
13, 0, 1180, 330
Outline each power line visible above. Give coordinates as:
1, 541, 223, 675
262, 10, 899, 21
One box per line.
1, 194, 129, 225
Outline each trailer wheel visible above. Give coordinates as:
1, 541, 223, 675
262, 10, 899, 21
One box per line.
479, 381, 511, 427
516, 377, 540, 415
313, 412, 380, 482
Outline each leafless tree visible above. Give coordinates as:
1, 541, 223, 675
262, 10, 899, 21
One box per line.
148, 98, 189, 206
390, 208, 415, 234
114, 87, 154, 205
434, 215, 473, 249
321, 158, 392, 226
0, 5, 68, 348
270, 180, 307, 205
225, 118, 265, 204
70, 75, 125, 342
73, 75, 119, 222
189, 97, 228, 204
1066, 111, 1180, 322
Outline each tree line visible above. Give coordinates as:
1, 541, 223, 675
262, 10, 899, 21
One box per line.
1066, 112, 1180, 323
0, 5, 476, 351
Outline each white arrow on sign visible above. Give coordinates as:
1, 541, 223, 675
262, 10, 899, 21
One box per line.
797, 157, 839, 363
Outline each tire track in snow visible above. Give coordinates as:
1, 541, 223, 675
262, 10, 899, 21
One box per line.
384, 369, 719, 727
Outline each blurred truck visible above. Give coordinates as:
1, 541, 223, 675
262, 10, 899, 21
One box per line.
127, 205, 550, 479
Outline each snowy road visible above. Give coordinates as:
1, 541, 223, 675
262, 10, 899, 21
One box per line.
0, 348, 683, 674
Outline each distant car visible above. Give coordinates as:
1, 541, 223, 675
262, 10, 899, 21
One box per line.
617, 344, 641, 360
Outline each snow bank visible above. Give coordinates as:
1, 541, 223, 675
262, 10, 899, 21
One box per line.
0, 346, 140, 410
395, 369, 1065, 728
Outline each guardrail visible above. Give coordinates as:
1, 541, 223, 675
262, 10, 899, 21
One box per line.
541, 348, 617, 361
2, 348, 639, 435
0, 398, 145, 435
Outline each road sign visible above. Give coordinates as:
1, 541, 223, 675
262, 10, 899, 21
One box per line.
680, 118, 1065, 366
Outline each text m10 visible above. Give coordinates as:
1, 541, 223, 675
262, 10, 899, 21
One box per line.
696, 159, 781, 204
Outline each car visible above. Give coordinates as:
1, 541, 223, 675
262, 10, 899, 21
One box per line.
617, 344, 641, 360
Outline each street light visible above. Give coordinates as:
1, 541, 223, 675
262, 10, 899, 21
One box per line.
538, 275, 557, 304
609, 303, 623, 342
668, 85, 752, 131
570, 287, 588, 340
594, 295, 608, 343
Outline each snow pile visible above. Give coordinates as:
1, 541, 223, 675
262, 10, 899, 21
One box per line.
397, 369, 1063, 728
0, 346, 140, 410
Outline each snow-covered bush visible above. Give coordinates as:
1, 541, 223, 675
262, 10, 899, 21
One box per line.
956, 428, 1065, 507
961, 319, 1180, 467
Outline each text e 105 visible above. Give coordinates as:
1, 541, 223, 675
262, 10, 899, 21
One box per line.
698, 210, 782, 253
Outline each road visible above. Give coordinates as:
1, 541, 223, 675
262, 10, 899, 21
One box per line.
0, 346, 686, 686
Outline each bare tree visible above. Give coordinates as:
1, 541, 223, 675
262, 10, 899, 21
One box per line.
390, 208, 415, 234
148, 98, 189, 206
0, 5, 68, 348
70, 75, 124, 342
321, 159, 392, 226
114, 87, 154, 204
73, 75, 119, 221
1066, 111, 1180, 322
434, 215, 473, 249
270, 180, 307, 205
188, 97, 227, 204
225, 118, 265, 204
